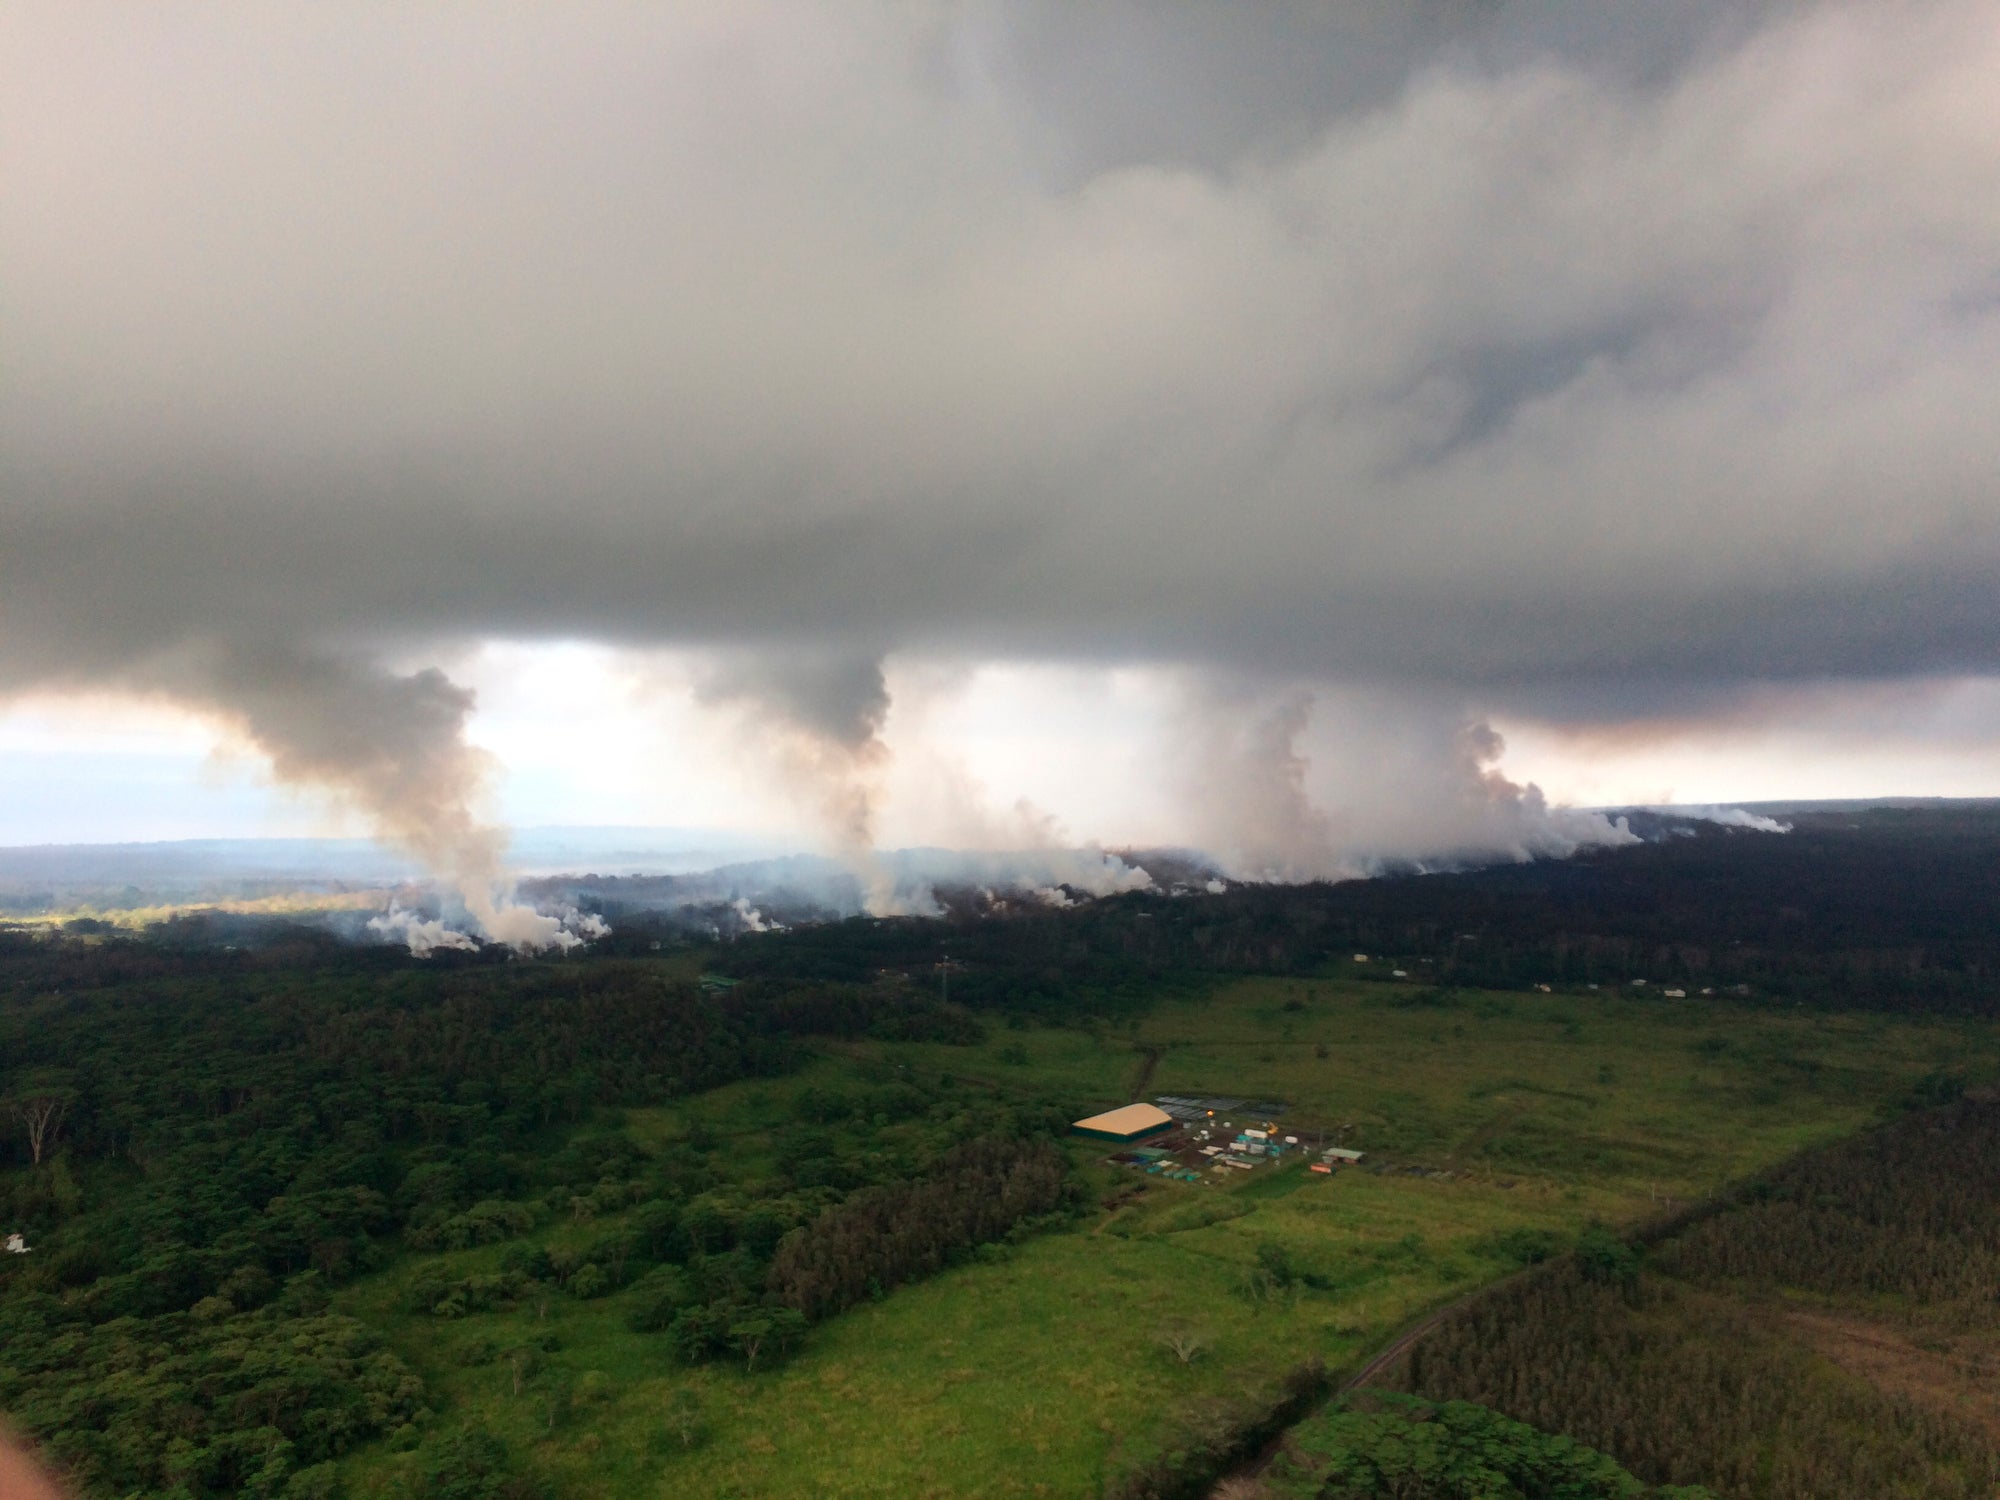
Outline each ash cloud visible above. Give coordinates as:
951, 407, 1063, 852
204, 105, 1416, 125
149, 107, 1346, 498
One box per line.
4, 0, 1999, 916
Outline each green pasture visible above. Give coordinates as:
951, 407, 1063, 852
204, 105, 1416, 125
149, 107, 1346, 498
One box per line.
897, 976, 1982, 1206
338, 976, 2000, 1497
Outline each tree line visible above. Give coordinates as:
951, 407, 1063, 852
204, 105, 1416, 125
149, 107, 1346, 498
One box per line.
1266, 1389, 1713, 1499
766, 1132, 1079, 1322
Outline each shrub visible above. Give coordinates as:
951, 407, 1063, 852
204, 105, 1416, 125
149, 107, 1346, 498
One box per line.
420, 1429, 516, 1500
1470, 1227, 1562, 1267
1575, 1225, 1639, 1287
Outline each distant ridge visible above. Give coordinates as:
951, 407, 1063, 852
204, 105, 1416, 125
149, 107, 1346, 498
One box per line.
0, 826, 791, 913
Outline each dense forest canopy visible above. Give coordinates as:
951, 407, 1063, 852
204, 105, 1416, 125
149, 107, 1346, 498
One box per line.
0, 950, 1069, 1496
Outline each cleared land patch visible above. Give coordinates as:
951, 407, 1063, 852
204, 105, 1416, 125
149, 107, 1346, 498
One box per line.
1784, 1308, 2000, 1444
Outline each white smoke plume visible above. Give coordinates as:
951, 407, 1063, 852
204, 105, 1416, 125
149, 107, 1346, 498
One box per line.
1661, 805, 1793, 834
1024, 847, 1155, 898
380, 902, 604, 954
694, 648, 905, 910
99, 643, 608, 953
367, 906, 478, 957
730, 896, 774, 933
567, 846, 1153, 928
889, 846, 1153, 906
684, 653, 1153, 916
1177, 677, 1637, 881
1176, 683, 1347, 881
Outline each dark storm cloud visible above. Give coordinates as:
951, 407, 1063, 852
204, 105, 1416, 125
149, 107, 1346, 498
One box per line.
3, 1, 1997, 920
961, 0, 1795, 182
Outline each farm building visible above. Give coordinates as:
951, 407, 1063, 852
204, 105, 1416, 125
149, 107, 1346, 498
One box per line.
1072, 1102, 1175, 1143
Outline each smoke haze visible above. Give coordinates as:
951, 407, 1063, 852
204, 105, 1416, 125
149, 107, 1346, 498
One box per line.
5, 1, 1999, 937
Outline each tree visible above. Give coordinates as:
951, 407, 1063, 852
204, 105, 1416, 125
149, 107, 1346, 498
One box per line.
501, 1342, 542, 1397
538, 1368, 574, 1432
725, 1307, 807, 1372
1275, 1392, 1710, 1500
7, 1081, 73, 1166
1574, 1224, 1639, 1287
729, 1313, 773, 1372
766, 1306, 808, 1362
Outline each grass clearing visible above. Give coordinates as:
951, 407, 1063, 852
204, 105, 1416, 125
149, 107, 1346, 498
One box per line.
337, 976, 2000, 1497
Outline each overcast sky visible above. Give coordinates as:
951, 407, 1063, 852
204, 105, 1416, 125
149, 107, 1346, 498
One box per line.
4, 2, 1998, 894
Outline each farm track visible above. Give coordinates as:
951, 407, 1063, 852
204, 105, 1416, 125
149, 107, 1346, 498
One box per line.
1334, 1294, 1473, 1392
1208, 1272, 1528, 1495
1129, 1044, 1163, 1097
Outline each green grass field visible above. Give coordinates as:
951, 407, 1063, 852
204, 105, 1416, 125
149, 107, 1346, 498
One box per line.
336, 976, 2000, 1497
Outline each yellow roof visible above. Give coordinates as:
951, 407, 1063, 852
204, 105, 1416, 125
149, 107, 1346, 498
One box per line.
1073, 1102, 1173, 1135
